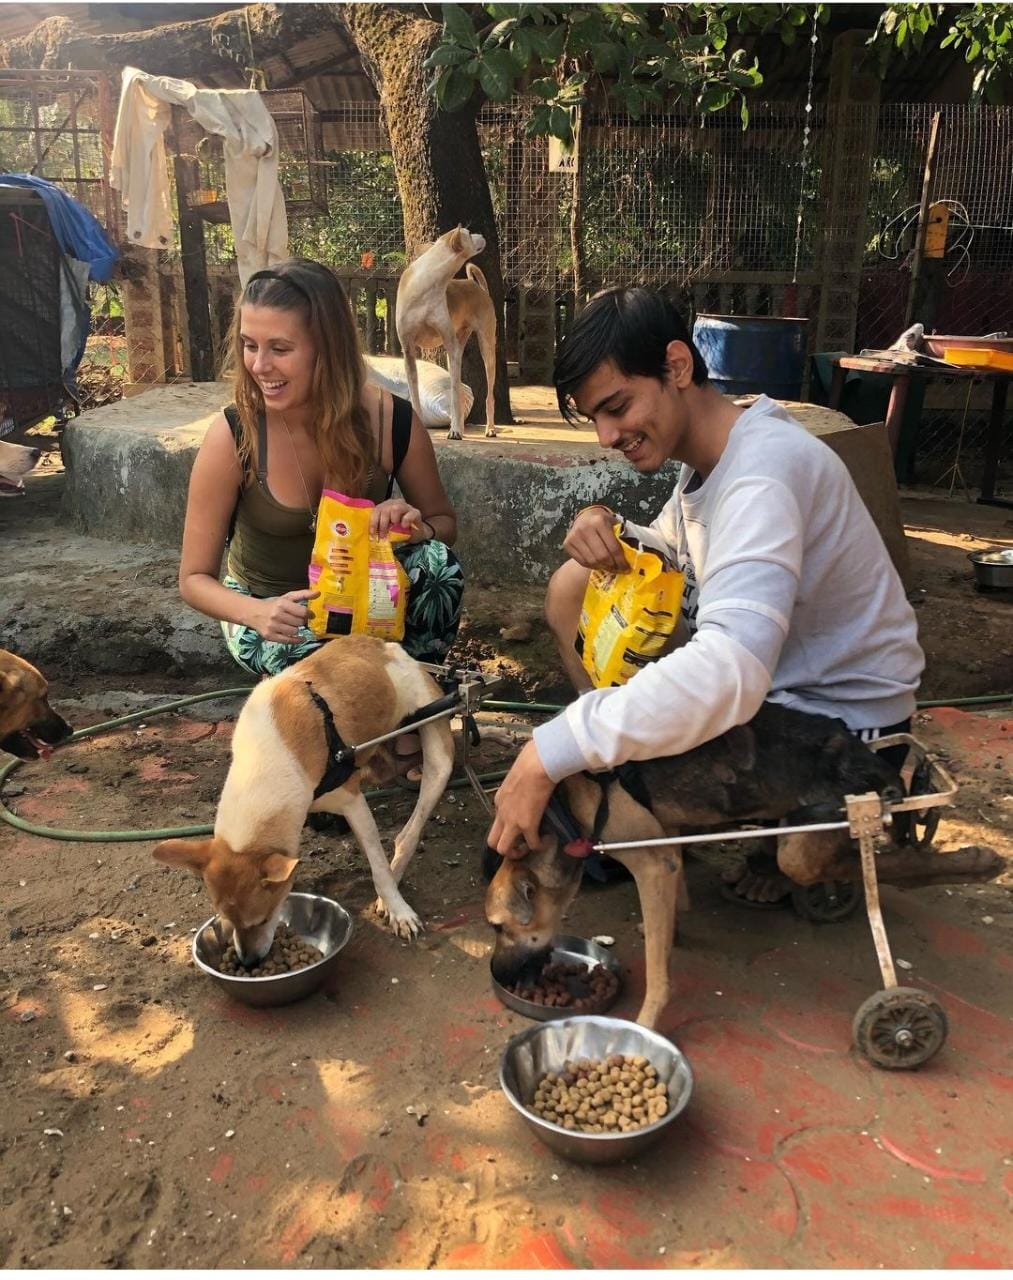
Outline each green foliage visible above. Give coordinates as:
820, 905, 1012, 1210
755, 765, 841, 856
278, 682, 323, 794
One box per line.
426, 4, 1013, 137
423, 3, 811, 140
872, 4, 1013, 102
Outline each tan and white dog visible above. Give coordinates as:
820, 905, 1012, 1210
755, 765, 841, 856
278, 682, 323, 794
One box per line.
0, 437, 42, 497
396, 226, 498, 441
152, 635, 454, 965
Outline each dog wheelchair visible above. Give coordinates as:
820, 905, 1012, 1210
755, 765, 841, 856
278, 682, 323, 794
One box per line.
591, 733, 961, 1071
340, 672, 965, 1071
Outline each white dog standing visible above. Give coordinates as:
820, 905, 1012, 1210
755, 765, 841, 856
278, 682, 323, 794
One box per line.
395, 226, 498, 440
0, 438, 41, 496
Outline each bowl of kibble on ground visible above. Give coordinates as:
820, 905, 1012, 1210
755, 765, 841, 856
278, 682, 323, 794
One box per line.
192, 892, 353, 1008
499, 1015, 693, 1164
491, 935, 623, 1021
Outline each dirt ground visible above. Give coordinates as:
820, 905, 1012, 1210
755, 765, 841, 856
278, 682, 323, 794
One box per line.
1, 432, 1012, 1268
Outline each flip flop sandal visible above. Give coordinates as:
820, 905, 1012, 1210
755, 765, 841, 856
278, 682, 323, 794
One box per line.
719, 849, 791, 909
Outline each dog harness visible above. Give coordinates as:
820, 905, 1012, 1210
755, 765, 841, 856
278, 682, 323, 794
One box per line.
305, 671, 477, 801
306, 684, 358, 800
548, 762, 655, 860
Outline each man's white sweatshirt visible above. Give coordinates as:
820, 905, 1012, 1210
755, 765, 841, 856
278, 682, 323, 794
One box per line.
534, 396, 924, 782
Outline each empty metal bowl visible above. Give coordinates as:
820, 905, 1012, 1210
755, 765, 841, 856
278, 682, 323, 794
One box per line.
499, 1014, 693, 1164
192, 892, 353, 1008
968, 547, 1013, 591
491, 935, 623, 1021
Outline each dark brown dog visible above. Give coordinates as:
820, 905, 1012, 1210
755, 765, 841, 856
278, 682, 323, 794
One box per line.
0, 648, 73, 760
487, 703, 913, 1028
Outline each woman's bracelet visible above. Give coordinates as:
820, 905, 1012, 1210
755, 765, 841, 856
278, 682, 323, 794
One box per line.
418, 518, 436, 542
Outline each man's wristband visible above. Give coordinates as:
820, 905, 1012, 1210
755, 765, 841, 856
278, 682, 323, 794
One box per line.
574, 504, 625, 536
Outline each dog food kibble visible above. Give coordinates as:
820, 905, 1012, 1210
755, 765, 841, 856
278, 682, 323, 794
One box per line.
216, 923, 323, 977
529, 1054, 668, 1134
505, 960, 620, 1011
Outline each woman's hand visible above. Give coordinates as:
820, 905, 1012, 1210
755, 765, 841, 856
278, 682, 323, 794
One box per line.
250, 589, 319, 644
563, 506, 628, 573
370, 497, 422, 541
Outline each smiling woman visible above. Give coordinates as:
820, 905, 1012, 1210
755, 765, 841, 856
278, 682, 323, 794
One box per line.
177, 259, 463, 770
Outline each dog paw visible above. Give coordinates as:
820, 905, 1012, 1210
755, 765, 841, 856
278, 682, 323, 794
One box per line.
374, 896, 422, 940
446, 429, 462, 441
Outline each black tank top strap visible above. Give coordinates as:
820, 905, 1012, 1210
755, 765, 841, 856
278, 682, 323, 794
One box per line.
223, 403, 268, 484
385, 394, 413, 500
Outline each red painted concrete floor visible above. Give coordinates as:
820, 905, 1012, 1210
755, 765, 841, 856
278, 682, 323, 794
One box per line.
1, 706, 1011, 1268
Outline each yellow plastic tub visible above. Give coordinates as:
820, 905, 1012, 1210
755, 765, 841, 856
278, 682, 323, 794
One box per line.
942, 346, 1013, 372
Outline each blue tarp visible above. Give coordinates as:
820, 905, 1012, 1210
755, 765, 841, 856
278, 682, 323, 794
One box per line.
0, 173, 118, 282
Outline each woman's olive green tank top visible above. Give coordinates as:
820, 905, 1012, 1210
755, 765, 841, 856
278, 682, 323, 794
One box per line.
223, 396, 412, 598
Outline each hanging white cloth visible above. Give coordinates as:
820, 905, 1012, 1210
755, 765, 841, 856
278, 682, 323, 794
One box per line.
110, 66, 288, 285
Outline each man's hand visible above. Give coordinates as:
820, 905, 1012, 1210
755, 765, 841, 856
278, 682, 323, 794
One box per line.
564, 505, 628, 573
487, 738, 556, 857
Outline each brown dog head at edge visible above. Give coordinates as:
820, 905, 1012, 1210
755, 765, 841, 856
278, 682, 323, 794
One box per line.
0, 649, 73, 760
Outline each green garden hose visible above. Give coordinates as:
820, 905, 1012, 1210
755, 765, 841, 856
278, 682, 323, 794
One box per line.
0, 685, 519, 843
1, 685, 1009, 844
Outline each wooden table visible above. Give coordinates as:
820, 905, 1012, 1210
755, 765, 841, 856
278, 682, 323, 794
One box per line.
827, 355, 1013, 508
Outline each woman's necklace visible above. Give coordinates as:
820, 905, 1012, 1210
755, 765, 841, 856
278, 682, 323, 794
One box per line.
280, 412, 317, 531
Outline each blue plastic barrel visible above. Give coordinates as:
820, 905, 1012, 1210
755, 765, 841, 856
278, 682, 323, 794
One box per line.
691, 314, 810, 401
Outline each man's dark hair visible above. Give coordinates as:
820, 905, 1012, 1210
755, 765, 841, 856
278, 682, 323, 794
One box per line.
553, 286, 709, 423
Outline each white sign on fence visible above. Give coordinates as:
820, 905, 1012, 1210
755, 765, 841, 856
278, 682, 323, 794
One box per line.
548, 134, 579, 174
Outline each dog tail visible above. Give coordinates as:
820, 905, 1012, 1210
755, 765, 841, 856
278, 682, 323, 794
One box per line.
465, 263, 490, 294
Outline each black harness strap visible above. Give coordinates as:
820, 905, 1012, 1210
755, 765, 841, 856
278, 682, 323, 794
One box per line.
306, 684, 358, 799
549, 761, 655, 859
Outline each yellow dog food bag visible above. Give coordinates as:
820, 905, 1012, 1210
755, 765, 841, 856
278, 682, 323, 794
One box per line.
575, 525, 684, 688
306, 490, 412, 642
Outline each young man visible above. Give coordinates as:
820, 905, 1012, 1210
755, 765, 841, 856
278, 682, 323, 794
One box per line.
487, 287, 924, 904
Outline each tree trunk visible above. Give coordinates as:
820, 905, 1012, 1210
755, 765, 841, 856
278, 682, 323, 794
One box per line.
338, 5, 513, 425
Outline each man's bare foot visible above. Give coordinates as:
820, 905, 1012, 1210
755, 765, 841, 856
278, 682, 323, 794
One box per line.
393, 732, 423, 785
720, 854, 791, 907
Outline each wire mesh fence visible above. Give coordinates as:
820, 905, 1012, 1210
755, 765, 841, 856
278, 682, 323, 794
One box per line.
858, 104, 1013, 481
1, 69, 1010, 490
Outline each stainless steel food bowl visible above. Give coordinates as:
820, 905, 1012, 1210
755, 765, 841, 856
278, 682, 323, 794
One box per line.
192, 892, 353, 1008
499, 1015, 693, 1164
968, 547, 1013, 591
491, 935, 623, 1022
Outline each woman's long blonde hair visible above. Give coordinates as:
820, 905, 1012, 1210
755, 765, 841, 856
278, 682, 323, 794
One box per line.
227, 258, 374, 494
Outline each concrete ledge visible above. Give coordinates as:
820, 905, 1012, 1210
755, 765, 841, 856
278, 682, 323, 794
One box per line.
60, 383, 680, 584
60, 383, 909, 586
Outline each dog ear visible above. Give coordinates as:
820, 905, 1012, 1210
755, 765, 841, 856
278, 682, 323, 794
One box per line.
261, 853, 299, 884
506, 873, 535, 927
448, 225, 464, 253
820, 729, 852, 760
0, 668, 27, 705
152, 838, 214, 874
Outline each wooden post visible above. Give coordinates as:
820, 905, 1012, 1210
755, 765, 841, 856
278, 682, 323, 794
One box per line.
365, 283, 377, 353
812, 31, 882, 355
170, 109, 215, 383
904, 111, 943, 331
